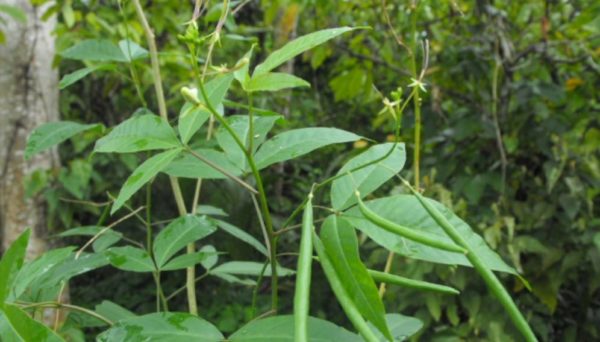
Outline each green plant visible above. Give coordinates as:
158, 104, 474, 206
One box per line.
0, 2, 544, 341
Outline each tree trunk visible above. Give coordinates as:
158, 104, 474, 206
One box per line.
0, 0, 58, 258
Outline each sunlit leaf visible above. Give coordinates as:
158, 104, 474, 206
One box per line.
229, 315, 361, 342
0, 229, 30, 305
97, 312, 224, 342
320, 215, 391, 340
0, 304, 64, 342
94, 114, 180, 154
253, 27, 357, 76
246, 72, 310, 92
25, 121, 102, 160
178, 73, 234, 144
105, 246, 155, 273
343, 195, 517, 273
111, 148, 182, 214
254, 128, 361, 169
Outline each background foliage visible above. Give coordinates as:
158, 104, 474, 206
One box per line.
12, 0, 600, 340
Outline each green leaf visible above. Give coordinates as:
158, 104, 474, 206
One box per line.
234, 45, 254, 88
343, 195, 517, 273
199, 245, 218, 270
320, 215, 392, 340
253, 27, 357, 76
111, 148, 182, 214
105, 246, 155, 273
57, 226, 122, 252
211, 261, 295, 277
1, 304, 64, 342
153, 215, 216, 268
254, 128, 361, 169
178, 73, 234, 144
118, 39, 148, 61
0, 229, 30, 305
216, 115, 281, 171
95, 300, 136, 323
331, 143, 406, 210
0, 5, 26, 23
369, 314, 423, 342
162, 148, 243, 179
161, 251, 212, 271
25, 121, 101, 160
11, 247, 75, 300
94, 114, 180, 153
32, 253, 109, 291
213, 219, 268, 257
229, 315, 362, 342
246, 72, 310, 92
196, 205, 228, 217
59, 65, 113, 89
97, 312, 224, 342
61, 39, 128, 62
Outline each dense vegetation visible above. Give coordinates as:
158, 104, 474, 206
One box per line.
1, 1, 598, 341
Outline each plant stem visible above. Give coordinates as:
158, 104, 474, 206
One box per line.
19, 301, 113, 326
196, 81, 279, 311
132, 0, 194, 314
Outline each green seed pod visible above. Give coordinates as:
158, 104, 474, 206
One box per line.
367, 269, 459, 295
294, 194, 314, 342
356, 192, 467, 254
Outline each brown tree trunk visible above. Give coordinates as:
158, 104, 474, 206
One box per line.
0, 0, 58, 258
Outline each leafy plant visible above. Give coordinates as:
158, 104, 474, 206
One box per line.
1, 1, 551, 341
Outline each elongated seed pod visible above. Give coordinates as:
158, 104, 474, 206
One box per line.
294, 194, 314, 342
403, 181, 538, 342
367, 269, 459, 295
313, 233, 380, 342
356, 192, 467, 254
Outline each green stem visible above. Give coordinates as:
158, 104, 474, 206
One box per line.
197, 80, 279, 311
410, 3, 421, 190
132, 0, 194, 314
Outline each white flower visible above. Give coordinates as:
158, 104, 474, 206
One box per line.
408, 78, 427, 93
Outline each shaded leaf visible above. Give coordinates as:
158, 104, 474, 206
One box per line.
153, 215, 216, 268
199, 245, 218, 270
59, 65, 113, 89
95, 300, 136, 324
163, 148, 242, 179
213, 219, 268, 257
216, 114, 281, 171
161, 251, 212, 271
254, 128, 361, 169
331, 143, 406, 210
